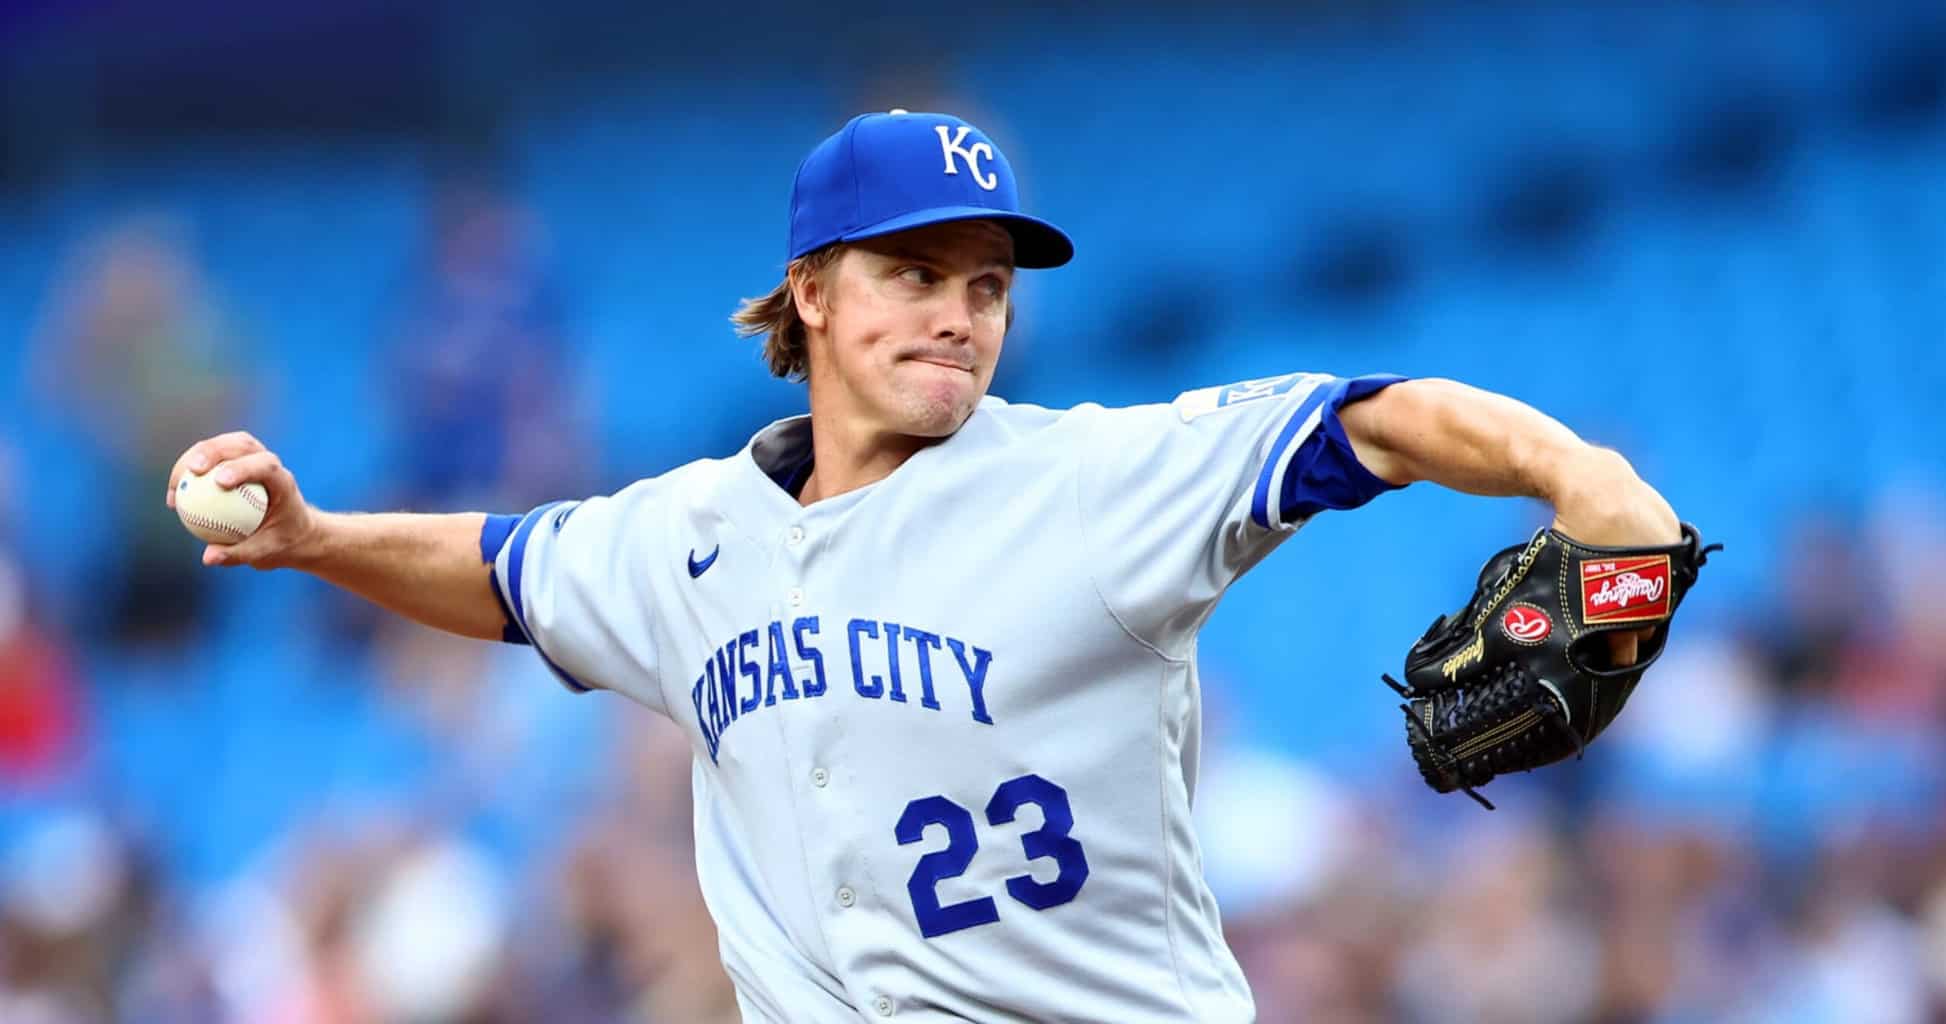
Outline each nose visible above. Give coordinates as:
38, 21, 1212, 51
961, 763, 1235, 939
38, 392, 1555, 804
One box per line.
931, 289, 973, 343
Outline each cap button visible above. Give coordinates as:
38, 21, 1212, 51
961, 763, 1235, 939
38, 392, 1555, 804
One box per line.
888, 108, 909, 115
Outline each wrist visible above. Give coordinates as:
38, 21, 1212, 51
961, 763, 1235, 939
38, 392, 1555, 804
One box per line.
1545, 447, 1679, 547
283, 507, 336, 570
1540, 446, 1632, 508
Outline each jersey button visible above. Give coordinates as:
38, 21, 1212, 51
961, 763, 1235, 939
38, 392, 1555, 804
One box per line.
788, 526, 806, 545
874, 995, 894, 1017
837, 886, 856, 908
811, 767, 829, 788
787, 587, 804, 608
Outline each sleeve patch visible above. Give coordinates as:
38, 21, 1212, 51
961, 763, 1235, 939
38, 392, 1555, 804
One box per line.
1174, 373, 1324, 423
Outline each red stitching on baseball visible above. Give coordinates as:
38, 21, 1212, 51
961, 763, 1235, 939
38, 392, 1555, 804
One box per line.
238, 486, 267, 513
181, 511, 248, 541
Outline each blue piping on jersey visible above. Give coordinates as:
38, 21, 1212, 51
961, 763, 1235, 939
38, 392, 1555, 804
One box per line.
1277, 403, 1408, 521
1250, 383, 1337, 528
1250, 374, 1410, 529
486, 569, 528, 646
480, 513, 521, 564
506, 500, 595, 693
481, 513, 528, 645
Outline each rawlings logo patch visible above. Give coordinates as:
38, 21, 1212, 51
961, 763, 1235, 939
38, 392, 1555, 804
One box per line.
1501, 603, 1552, 645
1580, 556, 1672, 624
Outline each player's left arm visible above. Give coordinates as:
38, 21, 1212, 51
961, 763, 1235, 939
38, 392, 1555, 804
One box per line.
1338, 378, 1680, 663
1338, 377, 1677, 545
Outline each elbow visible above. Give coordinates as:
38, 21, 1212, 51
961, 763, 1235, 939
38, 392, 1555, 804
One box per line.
1339, 378, 1460, 487
1338, 381, 1432, 490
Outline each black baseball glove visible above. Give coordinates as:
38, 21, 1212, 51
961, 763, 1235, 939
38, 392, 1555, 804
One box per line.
1384, 523, 1720, 808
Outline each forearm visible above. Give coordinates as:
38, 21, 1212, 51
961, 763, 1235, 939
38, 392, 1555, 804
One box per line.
290, 511, 508, 641
1341, 378, 1679, 545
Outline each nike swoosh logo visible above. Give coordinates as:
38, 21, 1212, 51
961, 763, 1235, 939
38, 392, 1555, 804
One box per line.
687, 545, 720, 578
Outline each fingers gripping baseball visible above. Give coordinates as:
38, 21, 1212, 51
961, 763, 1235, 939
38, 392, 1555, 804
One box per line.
166, 431, 264, 508
166, 433, 315, 569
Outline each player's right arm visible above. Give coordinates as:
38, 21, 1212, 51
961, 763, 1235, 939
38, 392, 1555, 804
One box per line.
168, 430, 668, 707
166, 431, 507, 641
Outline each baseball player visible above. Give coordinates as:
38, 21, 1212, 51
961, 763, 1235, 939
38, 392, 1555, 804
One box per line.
168, 111, 1686, 1022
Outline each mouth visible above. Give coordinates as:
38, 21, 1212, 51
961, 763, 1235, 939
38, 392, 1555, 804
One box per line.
905, 354, 974, 374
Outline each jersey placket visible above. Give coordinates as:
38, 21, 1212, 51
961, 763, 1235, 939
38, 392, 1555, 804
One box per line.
770, 506, 902, 1016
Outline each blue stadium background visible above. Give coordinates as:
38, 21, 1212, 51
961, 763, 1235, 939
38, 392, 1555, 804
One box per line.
1, 2, 1944, 1020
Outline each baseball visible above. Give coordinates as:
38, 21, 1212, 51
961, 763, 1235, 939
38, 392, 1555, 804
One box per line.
175, 471, 269, 544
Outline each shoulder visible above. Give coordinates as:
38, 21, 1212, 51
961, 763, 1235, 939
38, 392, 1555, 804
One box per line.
1168, 372, 1337, 422
980, 372, 1344, 432
557, 455, 732, 533
973, 374, 1332, 442
968, 393, 1163, 441
945, 396, 1158, 471
968, 394, 1083, 432
958, 386, 1266, 461
607, 457, 727, 503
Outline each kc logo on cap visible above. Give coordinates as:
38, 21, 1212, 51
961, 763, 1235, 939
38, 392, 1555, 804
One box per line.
935, 125, 999, 191
786, 110, 1074, 269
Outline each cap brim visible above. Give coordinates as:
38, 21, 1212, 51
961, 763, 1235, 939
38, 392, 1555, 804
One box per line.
841, 206, 1074, 269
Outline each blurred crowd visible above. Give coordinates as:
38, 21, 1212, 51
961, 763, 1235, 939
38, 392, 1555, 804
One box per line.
0, 191, 1942, 1024
0, 710, 737, 1024
0, 192, 685, 1024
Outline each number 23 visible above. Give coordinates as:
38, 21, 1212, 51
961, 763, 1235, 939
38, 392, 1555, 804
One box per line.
894, 773, 1091, 939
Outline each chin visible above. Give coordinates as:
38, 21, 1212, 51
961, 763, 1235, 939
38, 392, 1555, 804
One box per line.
889, 363, 982, 436
897, 395, 975, 437
896, 388, 979, 437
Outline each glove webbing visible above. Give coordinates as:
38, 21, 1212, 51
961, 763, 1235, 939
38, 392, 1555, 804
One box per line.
1385, 662, 1587, 811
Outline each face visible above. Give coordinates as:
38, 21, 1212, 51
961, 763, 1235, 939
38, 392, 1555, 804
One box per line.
797, 220, 1015, 441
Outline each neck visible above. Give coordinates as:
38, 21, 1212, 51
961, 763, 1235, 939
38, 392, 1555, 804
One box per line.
797, 412, 937, 506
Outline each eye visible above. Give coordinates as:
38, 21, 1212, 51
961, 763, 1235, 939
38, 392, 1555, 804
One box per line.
976, 275, 1008, 299
899, 265, 936, 285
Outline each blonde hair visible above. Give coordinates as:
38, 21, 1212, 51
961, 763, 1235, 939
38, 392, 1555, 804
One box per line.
731, 245, 846, 381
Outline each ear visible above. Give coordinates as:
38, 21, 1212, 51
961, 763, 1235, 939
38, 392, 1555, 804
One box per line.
790, 260, 829, 332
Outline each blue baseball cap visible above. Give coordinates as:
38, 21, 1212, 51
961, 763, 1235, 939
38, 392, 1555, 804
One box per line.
788, 110, 1074, 269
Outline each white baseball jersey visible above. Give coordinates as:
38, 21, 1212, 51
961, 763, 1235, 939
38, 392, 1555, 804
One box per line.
485, 371, 1405, 1023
